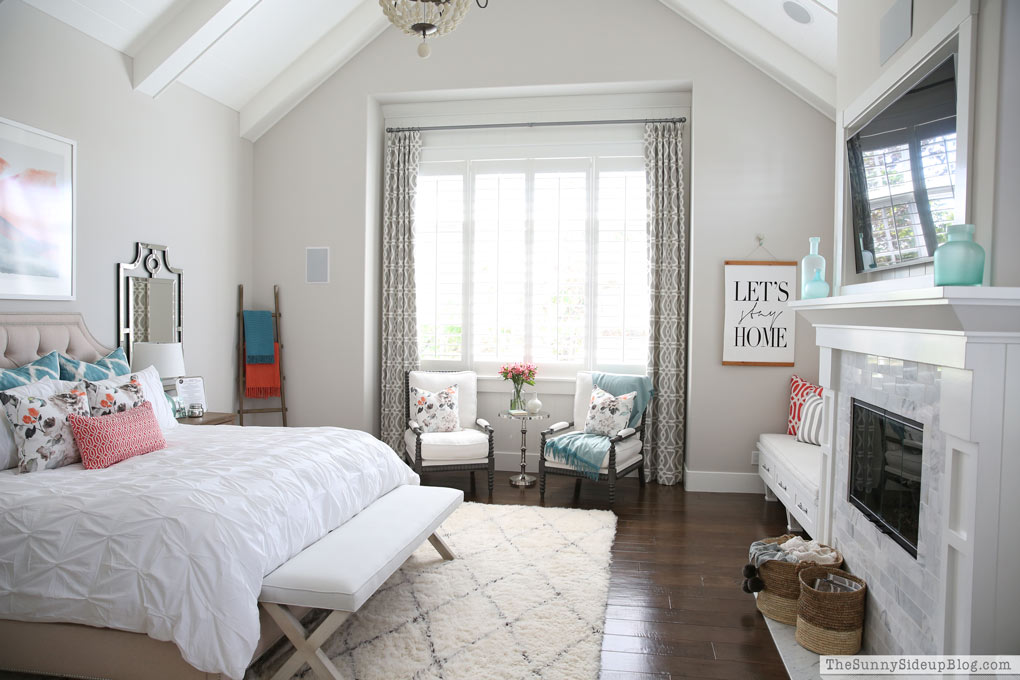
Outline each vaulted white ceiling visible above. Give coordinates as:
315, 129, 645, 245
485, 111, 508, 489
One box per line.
24, 0, 837, 141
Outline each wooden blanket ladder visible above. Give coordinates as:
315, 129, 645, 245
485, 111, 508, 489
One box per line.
237, 284, 288, 426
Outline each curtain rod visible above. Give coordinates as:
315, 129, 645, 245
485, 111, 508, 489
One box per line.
385, 117, 686, 133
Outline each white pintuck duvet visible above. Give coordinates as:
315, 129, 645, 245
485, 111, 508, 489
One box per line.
0, 425, 419, 679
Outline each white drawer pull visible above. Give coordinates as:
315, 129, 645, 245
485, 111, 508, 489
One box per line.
778, 480, 787, 491
797, 501, 808, 513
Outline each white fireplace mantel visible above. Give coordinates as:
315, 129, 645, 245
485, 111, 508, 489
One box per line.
792, 286, 1020, 657
788, 286, 1020, 369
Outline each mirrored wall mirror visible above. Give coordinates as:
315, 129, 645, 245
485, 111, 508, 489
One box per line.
118, 243, 183, 361
847, 56, 958, 273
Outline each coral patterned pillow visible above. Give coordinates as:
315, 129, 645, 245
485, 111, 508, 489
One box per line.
788, 375, 823, 436
410, 385, 460, 433
69, 401, 166, 470
83, 375, 146, 416
584, 387, 637, 437
0, 386, 90, 472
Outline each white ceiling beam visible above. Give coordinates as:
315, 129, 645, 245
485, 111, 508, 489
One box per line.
240, 0, 389, 141
657, 0, 836, 120
132, 0, 262, 97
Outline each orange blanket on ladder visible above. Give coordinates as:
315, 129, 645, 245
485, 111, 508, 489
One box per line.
245, 342, 281, 399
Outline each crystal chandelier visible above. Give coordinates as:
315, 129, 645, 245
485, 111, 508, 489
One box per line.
380, 0, 489, 59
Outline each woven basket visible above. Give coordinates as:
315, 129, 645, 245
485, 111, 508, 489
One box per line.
795, 566, 867, 654
754, 535, 843, 625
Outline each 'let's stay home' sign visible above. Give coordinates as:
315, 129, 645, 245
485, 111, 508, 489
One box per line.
722, 262, 797, 366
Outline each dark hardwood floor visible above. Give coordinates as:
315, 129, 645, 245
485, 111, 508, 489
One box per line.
423, 470, 791, 680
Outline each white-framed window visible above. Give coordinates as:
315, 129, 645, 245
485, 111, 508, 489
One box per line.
414, 130, 649, 378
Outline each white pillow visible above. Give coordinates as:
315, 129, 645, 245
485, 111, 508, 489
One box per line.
91, 366, 178, 432
410, 385, 460, 433
0, 378, 79, 470
583, 386, 637, 437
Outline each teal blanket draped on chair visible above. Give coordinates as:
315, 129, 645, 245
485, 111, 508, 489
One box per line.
544, 373, 655, 479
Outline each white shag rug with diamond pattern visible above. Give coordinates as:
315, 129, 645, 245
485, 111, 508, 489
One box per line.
250, 502, 616, 680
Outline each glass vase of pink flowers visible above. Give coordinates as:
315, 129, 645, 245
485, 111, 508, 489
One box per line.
500, 362, 537, 413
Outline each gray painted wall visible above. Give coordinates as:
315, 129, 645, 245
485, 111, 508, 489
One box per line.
251, 0, 836, 483
0, 1, 254, 413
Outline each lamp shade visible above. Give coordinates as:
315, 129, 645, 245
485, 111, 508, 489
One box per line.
131, 342, 186, 379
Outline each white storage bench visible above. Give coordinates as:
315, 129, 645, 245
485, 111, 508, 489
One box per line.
259, 484, 463, 680
757, 434, 822, 538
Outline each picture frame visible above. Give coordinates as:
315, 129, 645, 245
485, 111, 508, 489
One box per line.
721, 260, 797, 366
0, 117, 76, 300
175, 376, 207, 412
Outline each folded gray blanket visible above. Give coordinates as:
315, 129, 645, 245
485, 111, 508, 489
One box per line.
748, 539, 801, 569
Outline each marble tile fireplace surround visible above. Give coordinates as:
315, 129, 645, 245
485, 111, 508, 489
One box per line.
789, 287, 1020, 657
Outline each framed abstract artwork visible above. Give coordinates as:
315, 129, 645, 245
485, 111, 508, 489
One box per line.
0, 118, 75, 300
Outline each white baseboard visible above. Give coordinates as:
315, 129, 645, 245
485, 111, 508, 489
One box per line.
683, 466, 765, 494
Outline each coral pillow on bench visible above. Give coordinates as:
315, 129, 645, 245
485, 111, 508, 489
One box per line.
788, 375, 823, 437
69, 401, 166, 469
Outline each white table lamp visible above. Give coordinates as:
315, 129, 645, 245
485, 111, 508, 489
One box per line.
131, 342, 186, 381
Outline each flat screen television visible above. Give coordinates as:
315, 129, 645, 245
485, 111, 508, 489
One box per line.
846, 56, 958, 273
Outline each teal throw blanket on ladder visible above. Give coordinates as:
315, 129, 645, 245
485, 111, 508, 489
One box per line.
242, 310, 275, 364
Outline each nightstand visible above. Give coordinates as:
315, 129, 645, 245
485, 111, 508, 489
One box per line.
176, 411, 237, 426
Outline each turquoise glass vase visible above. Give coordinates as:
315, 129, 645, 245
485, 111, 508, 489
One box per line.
803, 268, 830, 299
800, 237, 826, 299
934, 224, 984, 286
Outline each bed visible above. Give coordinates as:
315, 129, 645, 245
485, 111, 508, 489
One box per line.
0, 313, 429, 680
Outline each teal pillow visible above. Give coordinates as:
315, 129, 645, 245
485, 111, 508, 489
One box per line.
0, 351, 60, 389
59, 347, 132, 381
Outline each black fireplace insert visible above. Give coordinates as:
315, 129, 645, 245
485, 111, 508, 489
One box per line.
848, 399, 924, 558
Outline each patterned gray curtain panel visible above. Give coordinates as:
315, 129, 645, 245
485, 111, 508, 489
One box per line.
644, 121, 688, 486
380, 130, 422, 453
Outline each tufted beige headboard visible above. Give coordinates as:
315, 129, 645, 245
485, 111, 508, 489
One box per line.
0, 314, 113, 369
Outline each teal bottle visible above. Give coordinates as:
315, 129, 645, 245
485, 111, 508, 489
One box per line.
803, 268, 830, 299
800, 237, 826, 299
934, 224, 984, 286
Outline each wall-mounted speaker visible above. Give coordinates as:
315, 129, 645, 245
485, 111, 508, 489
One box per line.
306, 247, 330, 284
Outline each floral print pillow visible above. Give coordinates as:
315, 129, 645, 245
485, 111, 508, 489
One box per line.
83, 376, 146, 417
0, 385, 90, 473
583, 386, 637, 437
411, 385, 460, 433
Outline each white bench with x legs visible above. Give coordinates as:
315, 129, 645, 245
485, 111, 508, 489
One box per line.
259, 484, 463, 680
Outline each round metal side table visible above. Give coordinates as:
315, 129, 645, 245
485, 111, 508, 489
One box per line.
498, 410, 550, 488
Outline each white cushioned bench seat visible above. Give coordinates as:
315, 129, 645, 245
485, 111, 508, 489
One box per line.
259, 485, 462, 680
759, 433, 821, 495
261, 485, 462, 612
758, 432, 823, 539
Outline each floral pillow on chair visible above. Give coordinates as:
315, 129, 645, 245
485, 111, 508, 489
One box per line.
411, 385, 460, 433
0, 386, 90, 472
584, 386, 637, 437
